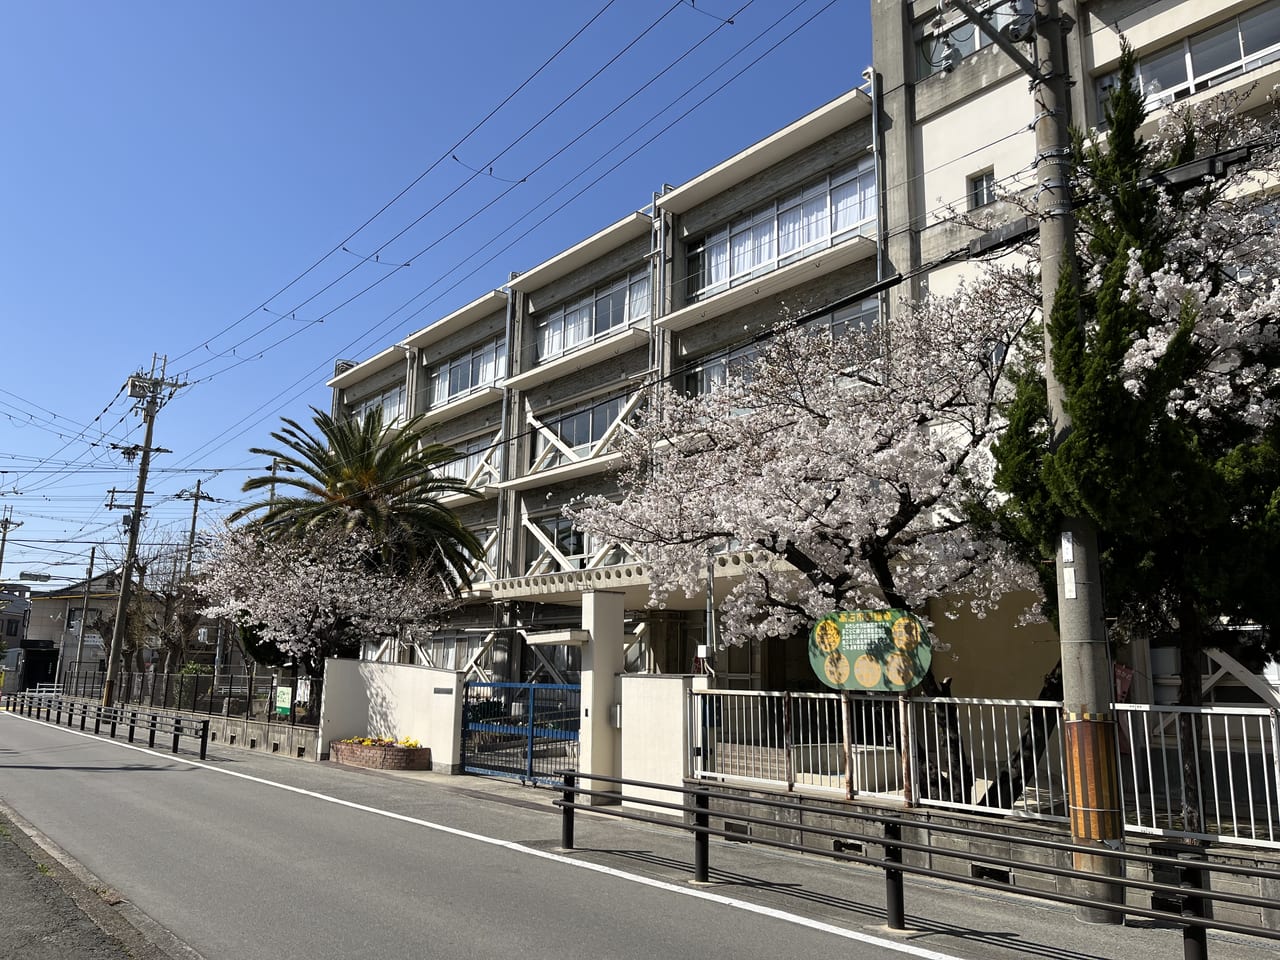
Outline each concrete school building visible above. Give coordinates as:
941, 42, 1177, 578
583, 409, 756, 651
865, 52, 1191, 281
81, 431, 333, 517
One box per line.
328, 1, 1280, 704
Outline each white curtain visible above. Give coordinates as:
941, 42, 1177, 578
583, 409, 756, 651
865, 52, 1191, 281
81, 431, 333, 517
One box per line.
779, 193, 826, 258
628, 275, 651, 322
704, 231, 729, 289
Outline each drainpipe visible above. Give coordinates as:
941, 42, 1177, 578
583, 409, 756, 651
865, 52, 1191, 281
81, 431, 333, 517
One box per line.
491, 281, 520, 677
863, 66, 890, 325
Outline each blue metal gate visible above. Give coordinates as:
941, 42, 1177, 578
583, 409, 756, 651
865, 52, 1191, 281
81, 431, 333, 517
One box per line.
460, 681, 580, 784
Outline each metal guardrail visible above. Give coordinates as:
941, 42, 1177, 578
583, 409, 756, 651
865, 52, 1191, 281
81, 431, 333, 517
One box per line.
689, 689, 1280, 848
2, 691, 210, 760
554, 771, 1280, 960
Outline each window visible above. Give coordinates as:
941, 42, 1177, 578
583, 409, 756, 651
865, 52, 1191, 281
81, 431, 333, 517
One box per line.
534, 393, 629, 466
1095, 2, 1280, 114
525, 516, 624, 573
428, 336, 506, 407
685, 158, 876, 303
5, 619, 17, 637
683, 298, 878, 396
684, 344, 759, 396
534, 269, 651, 363
439, 433, 499, 484
822, 297, 879, 340
531, 515, 589, 569
349, 381, 407, 426
968, 170, 996, 210
917, 5, 1018, 79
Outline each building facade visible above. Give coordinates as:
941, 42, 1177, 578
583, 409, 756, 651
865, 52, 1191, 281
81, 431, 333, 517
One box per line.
331, 0, 1280, 698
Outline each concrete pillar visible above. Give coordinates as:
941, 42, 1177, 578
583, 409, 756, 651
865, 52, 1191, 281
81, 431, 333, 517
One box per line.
580, 590, 624, 803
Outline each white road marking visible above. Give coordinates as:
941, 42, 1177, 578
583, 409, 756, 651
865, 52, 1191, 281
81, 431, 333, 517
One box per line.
2, 711, 964, 960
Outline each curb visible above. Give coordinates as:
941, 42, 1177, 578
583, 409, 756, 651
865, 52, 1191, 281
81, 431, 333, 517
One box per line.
0, 798, 206, 960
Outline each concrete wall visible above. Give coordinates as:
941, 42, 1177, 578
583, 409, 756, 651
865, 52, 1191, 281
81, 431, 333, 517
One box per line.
318, 659, 465, 772
620, 673, 690, 810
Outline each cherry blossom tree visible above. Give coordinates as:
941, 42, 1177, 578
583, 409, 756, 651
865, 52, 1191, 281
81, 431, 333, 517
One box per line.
198, 523, 455, 674
571, 270, 1042, 650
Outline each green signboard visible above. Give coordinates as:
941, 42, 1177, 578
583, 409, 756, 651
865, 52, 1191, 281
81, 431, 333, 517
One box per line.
275, 685, 293, 717
808, 609, 932, 692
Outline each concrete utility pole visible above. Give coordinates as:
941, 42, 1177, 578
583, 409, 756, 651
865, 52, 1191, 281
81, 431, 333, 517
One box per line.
103, 359, 182, 708
938, 0, 1123, 920
0, 506, 22, 581
177, 479, 214, 578
72, 546, 96, 681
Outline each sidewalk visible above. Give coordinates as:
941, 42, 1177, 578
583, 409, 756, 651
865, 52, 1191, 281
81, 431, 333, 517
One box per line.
0, 806, 196, 960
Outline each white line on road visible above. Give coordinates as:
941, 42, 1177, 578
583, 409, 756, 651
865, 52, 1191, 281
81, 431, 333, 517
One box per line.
3, 711, 964, 960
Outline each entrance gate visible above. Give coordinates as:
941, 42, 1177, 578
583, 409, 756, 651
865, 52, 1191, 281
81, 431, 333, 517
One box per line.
461, 681, 580, 785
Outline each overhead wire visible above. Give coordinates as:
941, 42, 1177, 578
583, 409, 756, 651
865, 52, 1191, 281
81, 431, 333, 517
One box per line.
167, 0, 828, 474
8, 0, 849, 570
184, 1, 750, 388
167, 0, 626, 370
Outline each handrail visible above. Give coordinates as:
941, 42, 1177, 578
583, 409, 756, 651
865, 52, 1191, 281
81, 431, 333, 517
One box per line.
554, 771, 1279, 960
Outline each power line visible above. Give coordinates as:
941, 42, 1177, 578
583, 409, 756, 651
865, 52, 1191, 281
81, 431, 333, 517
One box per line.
166, 0, 831, 472
168, 0, 626, 371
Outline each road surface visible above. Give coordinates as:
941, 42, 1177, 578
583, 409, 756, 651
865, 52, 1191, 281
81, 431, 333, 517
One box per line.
1, 709, 1273, 960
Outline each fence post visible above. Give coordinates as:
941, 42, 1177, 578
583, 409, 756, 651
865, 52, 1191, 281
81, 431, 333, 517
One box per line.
898, 695, 916, 807
884, 821, 905, 930
172, 717, 182, 754
93, 705, 102, 735
561, 772, 576, 850
148, 714, 157, 749
128, 711, 137, 743
1180, 851, 1210, 960
55, 698, 63, 725
109, 709, 118, 739
80, 702, 87, 731
526, 689, 537, 782
693, 787, 710, 884
199, 720, 209, 761
782, 690, 794, 791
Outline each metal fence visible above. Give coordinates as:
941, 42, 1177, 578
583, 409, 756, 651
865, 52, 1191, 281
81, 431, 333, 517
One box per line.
61, 667, 323, 727
689, 688, 1280, 850
1118, 702, 1280, 849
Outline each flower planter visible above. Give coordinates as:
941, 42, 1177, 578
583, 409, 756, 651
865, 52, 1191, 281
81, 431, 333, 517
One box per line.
330, 740, 431, 771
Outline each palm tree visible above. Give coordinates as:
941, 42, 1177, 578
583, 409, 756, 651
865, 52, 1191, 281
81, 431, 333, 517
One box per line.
231, 407, 482, 592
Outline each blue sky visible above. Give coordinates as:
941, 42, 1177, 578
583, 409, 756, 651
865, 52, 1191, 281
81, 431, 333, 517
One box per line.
0, 1, 872, 581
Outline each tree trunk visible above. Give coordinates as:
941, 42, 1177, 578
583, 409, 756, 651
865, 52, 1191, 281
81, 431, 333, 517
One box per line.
1177, 601, 1205, 838
978, 662, 1063, 809
912, 672, 974, 803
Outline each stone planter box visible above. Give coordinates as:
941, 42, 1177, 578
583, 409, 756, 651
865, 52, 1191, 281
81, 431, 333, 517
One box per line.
329, 740, 431, 771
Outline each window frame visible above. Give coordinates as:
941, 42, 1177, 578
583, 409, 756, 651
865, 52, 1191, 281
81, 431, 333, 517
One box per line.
685, 157, 876, 303
427, 335, 507, 407
968, 169, 996, 210
533, 268, 652, 364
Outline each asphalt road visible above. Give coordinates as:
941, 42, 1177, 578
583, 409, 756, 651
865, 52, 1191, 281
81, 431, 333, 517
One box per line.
1, 709, 1275, 960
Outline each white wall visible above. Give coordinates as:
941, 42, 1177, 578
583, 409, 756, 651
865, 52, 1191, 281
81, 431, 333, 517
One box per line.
620, 674, 690, 811
318, 659, 464, 771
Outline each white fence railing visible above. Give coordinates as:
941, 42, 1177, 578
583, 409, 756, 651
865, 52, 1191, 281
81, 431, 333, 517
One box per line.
688, 689, 1280, 849
1117, 702, 1280, 849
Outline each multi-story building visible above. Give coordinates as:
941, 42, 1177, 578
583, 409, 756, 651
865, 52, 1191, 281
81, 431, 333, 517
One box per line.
331, 0, 1279, 698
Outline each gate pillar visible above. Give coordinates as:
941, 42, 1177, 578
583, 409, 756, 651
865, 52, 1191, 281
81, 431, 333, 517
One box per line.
580, 590, 624, 803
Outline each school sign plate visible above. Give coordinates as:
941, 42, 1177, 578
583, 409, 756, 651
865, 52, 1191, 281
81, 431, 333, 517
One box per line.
808, 609, 931, 692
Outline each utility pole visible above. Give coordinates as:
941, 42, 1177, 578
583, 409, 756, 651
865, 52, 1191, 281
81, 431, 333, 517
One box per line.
0, 506, 22, 581
65, 546, 96, 688
177, 479, 215, 577
103, 358, 182, 708
938, 0, 1123, 921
